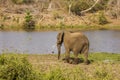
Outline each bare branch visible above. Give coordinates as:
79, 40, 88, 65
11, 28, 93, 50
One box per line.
81, 0, 100, 14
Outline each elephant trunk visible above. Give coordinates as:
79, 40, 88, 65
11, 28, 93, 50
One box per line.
57, 44, 61, 60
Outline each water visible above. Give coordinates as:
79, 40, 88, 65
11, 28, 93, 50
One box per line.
0, 30, 120, 54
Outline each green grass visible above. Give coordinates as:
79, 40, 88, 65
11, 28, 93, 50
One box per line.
1, 24, 120, 31
0, 52, 120, 80
89, 52, 120, 62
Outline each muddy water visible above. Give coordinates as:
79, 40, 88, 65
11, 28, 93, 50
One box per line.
0, 30, 120, 54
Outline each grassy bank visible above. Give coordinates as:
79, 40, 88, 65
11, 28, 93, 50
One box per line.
1, 25, 120, 31
0, 52, 120, 80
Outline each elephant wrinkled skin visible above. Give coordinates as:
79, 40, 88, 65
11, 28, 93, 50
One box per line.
57, 31, 89, 64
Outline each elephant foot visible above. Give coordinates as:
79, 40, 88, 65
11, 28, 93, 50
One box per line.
64, 60, 70, 63
69, 59, 73, 64
84, 60, 90, 65
63, 58, 70, 63
72, 58, 79, 64
72, 61, 78, 64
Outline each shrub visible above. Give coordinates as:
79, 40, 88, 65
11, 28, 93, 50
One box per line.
23, 10, 35, 31
0, 24, 4, 30
53, 11, 62, 20
70, 0, 109, 15
11, 0, 33, 4
71, 0, 91, 15
11, 0, 24, 4
89, 11, 108, 25
98, 11, 108, 25
0, 53, 39, 80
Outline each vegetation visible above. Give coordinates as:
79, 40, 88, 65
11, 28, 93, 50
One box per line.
11, 0, 33, 4
0, 53, 39, 80
0, 0, 120, 31
98, 11, 108, 25
23, 10, 35, 31
70, 0, 107, 15
0, 52, 120, 80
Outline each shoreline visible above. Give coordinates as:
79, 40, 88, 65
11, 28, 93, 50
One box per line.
0, 25, 120, 32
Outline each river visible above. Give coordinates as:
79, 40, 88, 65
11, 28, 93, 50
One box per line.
0, 30, 120, 54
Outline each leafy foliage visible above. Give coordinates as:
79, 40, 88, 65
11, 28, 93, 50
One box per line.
11, 0, 33, 4
89, 11, 108, 25
0, 53, 39, 80
70, 0, 109, 15
98, 11, 108, 25
23, 10, 35, 31
71, 0, 91, 15
0, 53, 120, 80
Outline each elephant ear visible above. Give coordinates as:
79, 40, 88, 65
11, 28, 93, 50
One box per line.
57, 31, 64, 44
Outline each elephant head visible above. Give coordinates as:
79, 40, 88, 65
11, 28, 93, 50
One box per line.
57, 31, 64, 59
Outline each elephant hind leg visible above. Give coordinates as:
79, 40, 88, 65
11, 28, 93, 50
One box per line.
81, 45, 89, 64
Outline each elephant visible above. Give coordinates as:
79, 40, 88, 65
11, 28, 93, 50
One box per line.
57, 31, 89, 64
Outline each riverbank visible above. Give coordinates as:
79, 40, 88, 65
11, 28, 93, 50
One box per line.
1, 25, 120, 32
1, 0, 120, 32
0, 52, 120, 80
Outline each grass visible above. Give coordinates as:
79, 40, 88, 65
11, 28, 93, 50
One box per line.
0, 52, 119, 80
29, 52, 120, 80
1, 24, 120, 31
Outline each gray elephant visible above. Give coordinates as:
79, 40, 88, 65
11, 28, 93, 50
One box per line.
57, 31, 89, 64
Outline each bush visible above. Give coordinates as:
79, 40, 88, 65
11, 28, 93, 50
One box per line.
11, 0, 24, 4
89, 11, 108, 25
0, 53, 39, 80
11, 0, 33, 4
98, 11, 108, 25
53, 11, 63, 20
71, 0, 91, 15
0, 24, 4, 30
70, 0, 109, 15
23, 11, 35, 31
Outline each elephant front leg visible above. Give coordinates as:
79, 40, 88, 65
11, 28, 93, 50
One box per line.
73, 53, 79, 64
64, 50, 70, 63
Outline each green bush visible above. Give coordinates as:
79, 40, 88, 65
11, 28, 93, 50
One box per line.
0, 24, 4, 30
23, 11, 35, 31
0, 53, 39, 80
11, 0, 24, 4
11, 0, 33, 4
98, 11, 108, 25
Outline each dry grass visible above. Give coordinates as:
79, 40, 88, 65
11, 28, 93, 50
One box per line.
27, 53, 120, 80
0, 53, 120, 80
